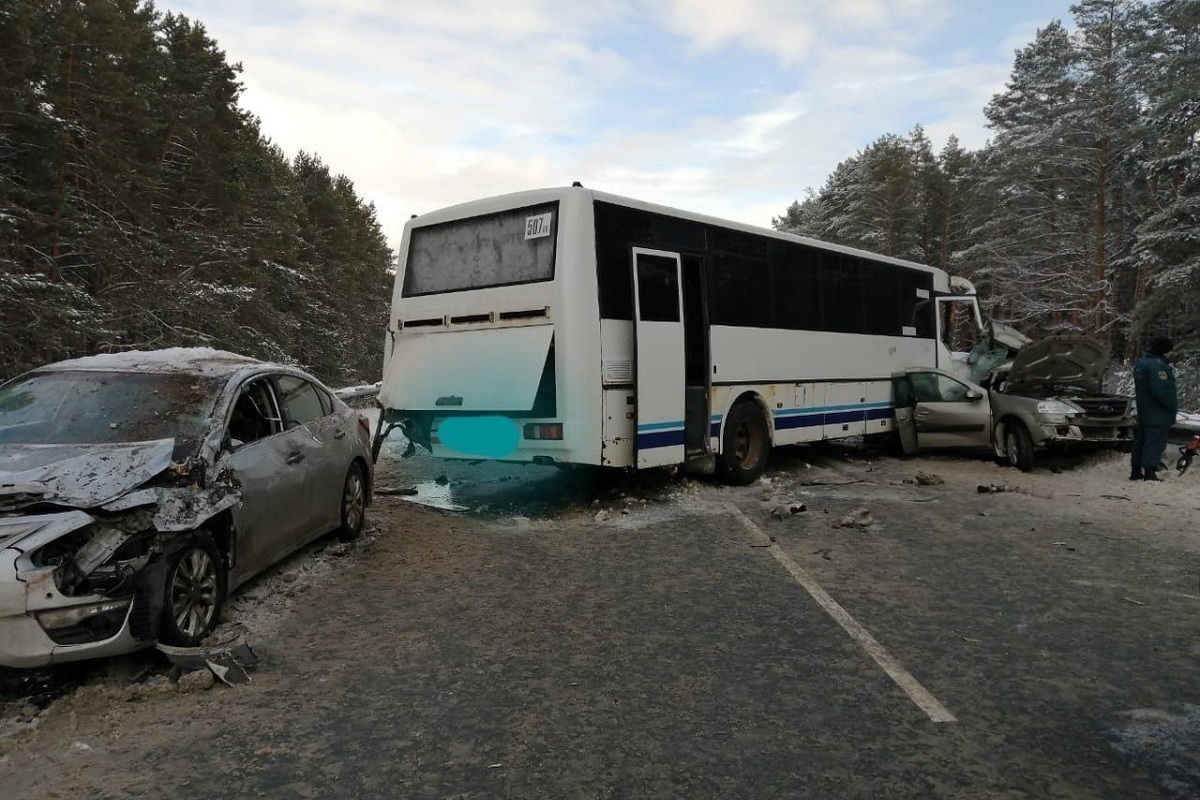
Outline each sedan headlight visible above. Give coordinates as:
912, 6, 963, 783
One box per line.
36, 599, 132, 631
36, 598, 133, 645
1037, 400, 1079, 416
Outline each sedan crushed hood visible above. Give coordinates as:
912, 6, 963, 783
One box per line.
0, 440, 176, 511
1006, 334, 1110, 394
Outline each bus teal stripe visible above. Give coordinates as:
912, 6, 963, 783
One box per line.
637, 420, 685, 432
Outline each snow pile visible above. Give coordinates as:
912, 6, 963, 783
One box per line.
46, 348, 261, 376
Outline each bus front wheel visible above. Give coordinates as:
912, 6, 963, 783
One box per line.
718, 403, 771, 485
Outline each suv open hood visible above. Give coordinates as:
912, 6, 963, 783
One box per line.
1007, 334, 1110, 393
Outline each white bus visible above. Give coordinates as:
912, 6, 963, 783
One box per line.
376, 185, 981, 484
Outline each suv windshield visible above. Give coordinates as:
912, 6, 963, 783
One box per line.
402, 203, 558, 296
0, 371, 222, 446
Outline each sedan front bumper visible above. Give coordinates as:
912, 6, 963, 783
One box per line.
0, 604, 146, 669
0, 543, 151, 669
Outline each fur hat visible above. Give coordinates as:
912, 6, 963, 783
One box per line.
1149, 336, 1174, 356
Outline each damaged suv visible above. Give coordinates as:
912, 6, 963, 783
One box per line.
893, 333, 1135, 470
0, 349, 373, 668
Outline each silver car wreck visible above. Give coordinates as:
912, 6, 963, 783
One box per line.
893, 333, 1136, 470
0, 349, 373, 668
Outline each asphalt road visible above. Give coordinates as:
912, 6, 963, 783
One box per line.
2, 447, 1198, 799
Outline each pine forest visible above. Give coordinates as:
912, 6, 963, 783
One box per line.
1, 0, 1197, 405
0, 0, 393, 387
775, 0, 1199, 406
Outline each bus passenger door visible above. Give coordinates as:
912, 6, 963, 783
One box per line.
935, 295, 985, 372
681, 255, 711, 456
632, 248, 686, 468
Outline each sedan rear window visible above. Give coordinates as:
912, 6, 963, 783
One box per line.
0, 371, 222, 445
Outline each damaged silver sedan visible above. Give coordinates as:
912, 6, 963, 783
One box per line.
0, 349, 373, 668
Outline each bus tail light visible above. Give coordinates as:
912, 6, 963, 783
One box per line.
523, 423, 563, 440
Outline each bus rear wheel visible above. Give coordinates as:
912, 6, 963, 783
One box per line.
718, 402, 771, 485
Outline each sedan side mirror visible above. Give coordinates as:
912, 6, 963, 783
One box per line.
965, 389, 983, 401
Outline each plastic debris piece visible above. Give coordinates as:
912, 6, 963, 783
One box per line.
157, 641, 261, 686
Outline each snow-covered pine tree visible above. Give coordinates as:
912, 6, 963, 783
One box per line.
1130, 0, 1200, 406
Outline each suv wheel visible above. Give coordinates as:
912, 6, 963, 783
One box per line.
1004, 423, 1035, 472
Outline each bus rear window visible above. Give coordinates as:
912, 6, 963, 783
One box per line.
403, 203, 558, 296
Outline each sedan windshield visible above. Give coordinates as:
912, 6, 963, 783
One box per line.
0, 371, 223, 446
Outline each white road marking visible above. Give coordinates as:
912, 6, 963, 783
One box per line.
731, 506, 957, 724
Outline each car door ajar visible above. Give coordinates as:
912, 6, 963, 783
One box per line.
897, 370, 993, 452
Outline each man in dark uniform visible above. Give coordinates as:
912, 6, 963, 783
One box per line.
1130, 336, 1178, 481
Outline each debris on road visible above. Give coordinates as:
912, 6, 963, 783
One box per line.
157, 642, 260, 686
375, 485, 419, 496
177, 669, 215, 693
915, 472, 945, 486
770, 503, 808, 520
976, 483, 1056, 499
797, 477, 864, 487
832, 508, 874, 528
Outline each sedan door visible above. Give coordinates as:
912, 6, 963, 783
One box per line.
274, 374, 349, 537
893, 369, 992, 452
225, 377, 312, 584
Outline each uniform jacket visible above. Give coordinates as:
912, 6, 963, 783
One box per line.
1133, 352, 1178, 427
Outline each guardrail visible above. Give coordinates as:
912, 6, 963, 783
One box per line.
334, 383, 380, 408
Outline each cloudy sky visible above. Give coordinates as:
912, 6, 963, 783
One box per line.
162, 0, 1074, 250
